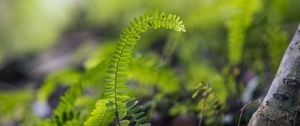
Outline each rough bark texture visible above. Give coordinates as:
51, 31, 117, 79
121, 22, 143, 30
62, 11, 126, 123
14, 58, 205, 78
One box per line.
248, 24, 300, 126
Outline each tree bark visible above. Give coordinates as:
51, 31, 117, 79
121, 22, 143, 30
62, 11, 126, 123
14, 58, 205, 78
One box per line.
248, 24, 300, 126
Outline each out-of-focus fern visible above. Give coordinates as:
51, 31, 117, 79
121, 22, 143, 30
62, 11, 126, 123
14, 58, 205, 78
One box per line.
52, 111, 81, 126
42, 82, 84, 126
192, 82, 225, 125
128, 53, 179, 94
225, 0, 261, 64
263, 21, 288, 73
39, 60, 107, 125
39, 69, 93, 126
167, 82, 225, 125
53, 82, 83, 118
126, 99, 150, 126
85, 9, 186, 126
186, 63, 229, 103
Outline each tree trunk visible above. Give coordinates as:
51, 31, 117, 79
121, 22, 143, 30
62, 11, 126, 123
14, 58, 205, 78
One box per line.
248, 24, 300, 126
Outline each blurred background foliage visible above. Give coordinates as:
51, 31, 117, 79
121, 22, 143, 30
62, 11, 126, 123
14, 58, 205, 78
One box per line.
0, 0, 300, 126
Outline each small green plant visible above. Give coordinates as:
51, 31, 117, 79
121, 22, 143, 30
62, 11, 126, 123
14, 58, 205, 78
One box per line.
225, 0, 261, 65
192, 82, 225, 126
42, 9, 186, 126
84, 9, 186, 126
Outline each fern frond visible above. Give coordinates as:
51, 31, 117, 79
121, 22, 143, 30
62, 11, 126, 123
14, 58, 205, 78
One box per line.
87, 9, 186, 125
126, 99, 150, 126
43, 82, 84, 126
42, 111, 80, 126
263, 23, 288, 72
53, 82, 83, 116
52, 111, 80, 126
192, 82, 225, 125
226, 0, 261, 64
84, 100, 114, 126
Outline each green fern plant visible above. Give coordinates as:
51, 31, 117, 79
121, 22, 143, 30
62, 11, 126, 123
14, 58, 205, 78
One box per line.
40, 69, 96, 126
52, 82, 83, 119
42, 82, 84, 126
126, 99, 150, 126
263, 22, 288, 72
192, 82, 225, 125
39, 9, 186, 126
225, 0, 261, 64
84, 100, 115, 126
84, 9, 186, 126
